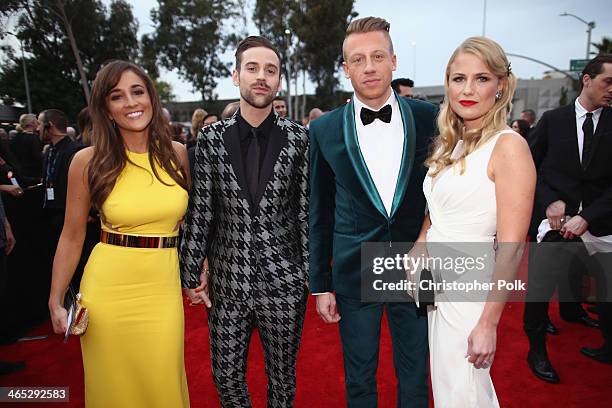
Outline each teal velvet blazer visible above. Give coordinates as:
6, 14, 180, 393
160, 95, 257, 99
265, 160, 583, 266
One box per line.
308, 94, 438, 298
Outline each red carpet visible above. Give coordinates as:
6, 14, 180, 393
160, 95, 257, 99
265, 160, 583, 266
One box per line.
1, 298, 610, 407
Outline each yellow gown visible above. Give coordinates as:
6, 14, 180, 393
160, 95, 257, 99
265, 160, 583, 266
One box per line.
79, 151, 190, 407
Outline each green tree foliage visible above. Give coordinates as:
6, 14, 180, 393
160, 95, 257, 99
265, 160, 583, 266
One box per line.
292, 0, 356, 110
253, 0, 294, 64
592, 36, 612, 55
155, 79, 175, 103
102, 1, 139, 64
148, 0, 246, 101
253, 0, 297, 106
140, 33, 160, 80
0, 0, 138, 119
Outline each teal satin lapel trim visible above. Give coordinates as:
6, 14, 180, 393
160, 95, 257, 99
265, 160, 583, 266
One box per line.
342, 100, 387, 219
390, 93, 416, 218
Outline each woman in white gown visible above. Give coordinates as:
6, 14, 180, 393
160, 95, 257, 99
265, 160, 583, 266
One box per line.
417, 37, 536, 407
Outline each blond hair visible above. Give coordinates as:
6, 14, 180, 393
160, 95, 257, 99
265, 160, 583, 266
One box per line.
343, 17, 393, 59
221, 101, 240, 119
191, 108, 207, 139
426, 37, 516, 177
19, 113, 37, 131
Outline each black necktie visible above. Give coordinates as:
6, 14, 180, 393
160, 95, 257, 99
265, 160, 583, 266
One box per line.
246, 128, 260, 201
582, 112, 594, 168
360, 104, 392, 126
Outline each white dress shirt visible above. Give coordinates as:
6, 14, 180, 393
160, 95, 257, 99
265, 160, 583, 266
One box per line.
575, 98, 603, 159
353, 91, 404, 216
536, 99, 611, 253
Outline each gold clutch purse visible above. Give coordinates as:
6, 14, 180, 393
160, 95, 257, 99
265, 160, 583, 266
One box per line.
64, 288, 89, 341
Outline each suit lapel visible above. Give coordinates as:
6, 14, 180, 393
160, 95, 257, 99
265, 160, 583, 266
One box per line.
563, 104, 581, 169
222, 117, 251, 205
389, 94, 416, 218
583, 106, 611, 170
254, 115, 287, 206
342, 99, 387, 219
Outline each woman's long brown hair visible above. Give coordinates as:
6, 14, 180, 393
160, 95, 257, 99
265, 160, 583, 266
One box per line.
88, 60, 189, 212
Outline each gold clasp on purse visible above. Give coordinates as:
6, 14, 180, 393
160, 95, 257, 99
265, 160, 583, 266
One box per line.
70, 293, 89, 336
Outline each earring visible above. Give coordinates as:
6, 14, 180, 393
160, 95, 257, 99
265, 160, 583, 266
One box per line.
111, 119, 117, 130
495, 90, 502, 101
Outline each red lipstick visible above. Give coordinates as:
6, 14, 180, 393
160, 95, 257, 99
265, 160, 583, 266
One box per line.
459, 100, 477, 107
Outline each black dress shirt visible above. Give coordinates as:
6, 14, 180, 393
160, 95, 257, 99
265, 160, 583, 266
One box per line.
236, 110, 276, 194
237, 109, 275, 174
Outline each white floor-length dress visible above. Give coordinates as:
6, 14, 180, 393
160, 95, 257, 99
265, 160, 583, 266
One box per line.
423, 130, 517, 407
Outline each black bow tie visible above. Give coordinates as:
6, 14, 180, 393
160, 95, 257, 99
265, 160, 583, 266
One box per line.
360, 104, 392, 125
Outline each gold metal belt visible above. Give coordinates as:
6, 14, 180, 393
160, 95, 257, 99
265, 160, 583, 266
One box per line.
100, 231, 178, 249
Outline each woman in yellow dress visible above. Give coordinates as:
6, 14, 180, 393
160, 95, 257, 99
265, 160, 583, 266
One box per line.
48, 60, 190, 407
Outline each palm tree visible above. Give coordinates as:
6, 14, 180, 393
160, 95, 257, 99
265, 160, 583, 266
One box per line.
591, 37, 612, 55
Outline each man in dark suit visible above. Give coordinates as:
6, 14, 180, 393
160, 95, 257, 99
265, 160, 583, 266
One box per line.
38, 109, 82, 320
391, 77, 414, 98
39, 109, 82, 254
309, 17, 437, 407
521, 108, 537, 143
11, 114, 43, 178
524, 54, 612, 383
180, 36, 309, 407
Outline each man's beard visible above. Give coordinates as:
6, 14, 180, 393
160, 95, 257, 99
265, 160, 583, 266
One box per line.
240, 83, 275, 109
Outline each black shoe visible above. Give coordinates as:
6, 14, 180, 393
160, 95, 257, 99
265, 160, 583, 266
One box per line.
527, 351, 560, 383
580, 347, 612, 364
564, 315, 600, 328
0, 361, 26, 375
545, 320, 559, 335
587, 306, 600, 315
524, 323, 560, 383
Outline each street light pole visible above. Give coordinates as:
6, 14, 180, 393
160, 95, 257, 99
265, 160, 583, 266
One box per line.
4, 31, 32, 113
586, 21, 595, 58
284, 28, 293, 119
560, 12, 596, 59
482, 0, 487, 36
19, 39, 32, 114
506, 52, 580, 91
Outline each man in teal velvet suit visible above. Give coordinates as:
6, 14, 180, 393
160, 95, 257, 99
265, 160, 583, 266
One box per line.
309, 17, 437, 407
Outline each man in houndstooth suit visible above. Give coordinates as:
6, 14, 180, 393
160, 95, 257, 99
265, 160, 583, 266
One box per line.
180, 36, 309, 407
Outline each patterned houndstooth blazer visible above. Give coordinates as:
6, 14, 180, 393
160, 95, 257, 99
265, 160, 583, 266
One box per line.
180, 111, 309, 301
